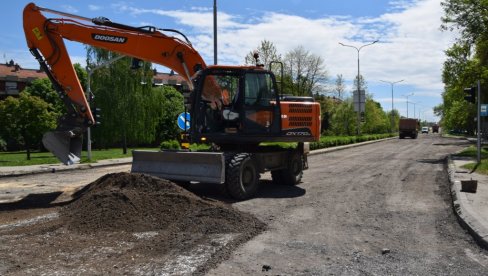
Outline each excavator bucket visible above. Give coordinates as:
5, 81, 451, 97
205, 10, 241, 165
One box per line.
131, 150, 225, 184
42, 131, 82, 165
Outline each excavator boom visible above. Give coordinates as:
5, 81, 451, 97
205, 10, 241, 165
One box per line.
23, 2, 207, 164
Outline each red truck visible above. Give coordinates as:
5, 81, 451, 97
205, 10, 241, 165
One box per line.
432, 124, 439, 133
399, 118, 419, 139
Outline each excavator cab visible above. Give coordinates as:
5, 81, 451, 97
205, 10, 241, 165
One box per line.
191, 67, 282, 147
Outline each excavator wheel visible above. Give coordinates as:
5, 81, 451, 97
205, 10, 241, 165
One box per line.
224, 153, 260, 200
271, 152, 303, 186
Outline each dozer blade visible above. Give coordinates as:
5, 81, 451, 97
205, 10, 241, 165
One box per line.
42, 131, 82, 165
131, 150, 225, 184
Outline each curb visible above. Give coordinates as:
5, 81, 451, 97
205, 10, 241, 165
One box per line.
1, 138, 397, 177
0, 158, 132, 177
447, 155, 488, 249
309, 137, 397, 156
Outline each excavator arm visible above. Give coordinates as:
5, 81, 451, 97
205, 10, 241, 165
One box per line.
22, 2, 207, 164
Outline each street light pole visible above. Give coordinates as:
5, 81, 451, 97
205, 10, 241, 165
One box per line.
213, 0, 217, 65
380, 79, 403, 133
339, 40, 378, 135
402, 93, 414, 118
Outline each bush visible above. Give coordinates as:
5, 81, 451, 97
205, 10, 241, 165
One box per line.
310, 134, 394, 150
160, 139, 181, 150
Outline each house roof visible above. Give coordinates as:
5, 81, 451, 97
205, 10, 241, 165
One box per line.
0, 61, 46, 82
152, 71, 187, 86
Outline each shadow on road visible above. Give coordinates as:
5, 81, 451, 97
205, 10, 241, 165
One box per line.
417, 158, 445, 165
185, 180, 306, 203
0, 192, 65, 211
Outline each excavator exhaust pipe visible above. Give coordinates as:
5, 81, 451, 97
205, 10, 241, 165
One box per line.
42, 131, 83, 165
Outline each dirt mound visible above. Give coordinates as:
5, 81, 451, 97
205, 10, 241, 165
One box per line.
60, 172, 266, 234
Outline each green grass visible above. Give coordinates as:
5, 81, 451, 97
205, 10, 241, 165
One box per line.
457, 145, 488, 174
0, 134, 395, 167
0, 148, 158, 167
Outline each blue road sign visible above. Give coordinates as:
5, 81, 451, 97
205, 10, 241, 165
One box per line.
481, 104, 488, 117
177, 112, 191, 130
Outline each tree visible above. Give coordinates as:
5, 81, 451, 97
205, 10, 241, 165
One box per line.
441, 0, 488, 44
440, 0, 488, 134
361, 97, 389, 134
328, 99, 356, 136
283, 46, 328, 96
244, 40, 281, 68
334, 74, 346, 100
22, 78, 64, 114
0, 93, 57, 159
157, 86, 184, 142
74, 63, 88, 91
352, 74, 368, 93
87, 47, 163, 152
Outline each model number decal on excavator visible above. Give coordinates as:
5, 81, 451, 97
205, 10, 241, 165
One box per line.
32, 27, 43, 40
286, 131, 310, 136
92, 34, 127, 43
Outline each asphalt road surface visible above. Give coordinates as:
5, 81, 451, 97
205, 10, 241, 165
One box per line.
208, 134, 488, 275
1, 134, 488, 275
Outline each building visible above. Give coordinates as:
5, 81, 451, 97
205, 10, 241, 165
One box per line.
0, 61, 190, 100
152, 70, 189, 91
0, 60, 47, 100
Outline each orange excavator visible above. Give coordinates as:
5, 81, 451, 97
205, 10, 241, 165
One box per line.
23, 2, 321, 199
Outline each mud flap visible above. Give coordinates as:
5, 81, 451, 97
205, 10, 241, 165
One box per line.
42, 131, 82, 165
131, 150, 225, 184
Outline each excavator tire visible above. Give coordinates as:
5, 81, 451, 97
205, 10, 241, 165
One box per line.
224, 153, 260, 200
271, 152, 303, 186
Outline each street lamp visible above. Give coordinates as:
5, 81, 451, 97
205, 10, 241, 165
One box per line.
402, 93, 414, 118
213, 0, 217, 65
86, 55, 126, 161
380, 79, 404, 133
409, 101, 419, 120
339, 40, 379, 135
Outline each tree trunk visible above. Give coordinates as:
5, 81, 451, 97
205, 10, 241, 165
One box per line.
24, 136, 31, 160
122, 131, 127, 155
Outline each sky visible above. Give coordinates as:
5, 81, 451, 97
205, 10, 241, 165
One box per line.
4, 0, 458, 122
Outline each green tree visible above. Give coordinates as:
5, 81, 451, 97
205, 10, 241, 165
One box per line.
22, 78, 63, 114
386, 109, 400, 132
328, 99, 356, 136
87, 48, 162, 152
361, 98, 389, 134
157, 86, 184, 141
440, 0, 488, 134
0, 93, 57, 159
441, 0, 488, 44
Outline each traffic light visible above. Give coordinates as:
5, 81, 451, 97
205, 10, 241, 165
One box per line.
92, 107, 101, 126
464, 87, 476, 103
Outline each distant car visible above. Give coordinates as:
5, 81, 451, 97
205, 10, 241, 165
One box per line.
421, 127, 429, 134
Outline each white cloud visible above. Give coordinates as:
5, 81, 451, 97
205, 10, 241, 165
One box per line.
122, 1, 454, 94
61, 5, 78, 14
88, 5, 102, 11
